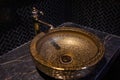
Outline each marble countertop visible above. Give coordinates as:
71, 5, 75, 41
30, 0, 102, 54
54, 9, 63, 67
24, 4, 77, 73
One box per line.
0, 23, 120, 80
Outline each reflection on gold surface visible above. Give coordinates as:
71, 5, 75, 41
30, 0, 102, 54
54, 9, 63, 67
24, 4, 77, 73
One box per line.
30, 27, 104, 80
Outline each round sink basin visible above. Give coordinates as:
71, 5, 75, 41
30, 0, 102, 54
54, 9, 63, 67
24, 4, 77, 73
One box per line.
30, 26, 104, 80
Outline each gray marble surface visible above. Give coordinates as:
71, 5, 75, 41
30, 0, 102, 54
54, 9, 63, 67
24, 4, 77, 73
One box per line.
0, 23, 120, 80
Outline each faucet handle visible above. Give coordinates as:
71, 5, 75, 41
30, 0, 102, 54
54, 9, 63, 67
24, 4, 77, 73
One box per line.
32, 7, 39, 20
32, 7, 44, 19
32, 7, 54, 35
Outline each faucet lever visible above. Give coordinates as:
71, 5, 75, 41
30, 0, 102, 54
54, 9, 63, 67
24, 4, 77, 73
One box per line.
32, 7, 54, 35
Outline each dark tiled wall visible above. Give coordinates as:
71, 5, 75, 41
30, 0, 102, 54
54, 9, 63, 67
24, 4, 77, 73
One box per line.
0, 0, 66, 55
71, 0, 120, 35
0, 0, 120, 55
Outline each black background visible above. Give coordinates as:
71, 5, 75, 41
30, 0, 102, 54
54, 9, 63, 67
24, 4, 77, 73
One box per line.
0, 0, 120, 80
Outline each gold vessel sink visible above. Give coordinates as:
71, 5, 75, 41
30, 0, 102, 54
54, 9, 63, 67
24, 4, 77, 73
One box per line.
30, 26, 104, 80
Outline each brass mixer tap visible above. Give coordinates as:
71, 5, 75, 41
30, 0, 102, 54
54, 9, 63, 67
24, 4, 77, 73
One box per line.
32, 7, 54, 35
